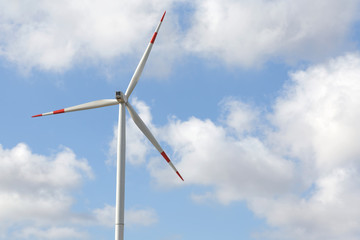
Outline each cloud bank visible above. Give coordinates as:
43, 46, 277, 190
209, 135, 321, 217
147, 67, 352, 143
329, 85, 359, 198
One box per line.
0, 143, 92, 239
123, 53, 360, 239
0, 0, 175, 72
0, 143, 159, 239
0, 0, 359, 72
185, 0, 360, 67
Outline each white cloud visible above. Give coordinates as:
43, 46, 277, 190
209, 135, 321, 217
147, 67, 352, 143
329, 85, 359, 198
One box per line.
250, 168, 360, 240
0, 143, 92, 239
92, 204, 115, 227
149, 114, 294, 204
270, 53, 360, 175
1, 0, 359, 72
0, 0, 176, 72
220, 98, 260, 135
184, 0, 360, 67
255, 52, 360, 239
129, 53, 360, 239
0, 143, 157, 238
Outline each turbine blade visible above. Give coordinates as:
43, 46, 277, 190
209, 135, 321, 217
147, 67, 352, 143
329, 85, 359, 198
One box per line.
126, 102, 184, 181
32, 99, 119, 117
125, 11, 166, 98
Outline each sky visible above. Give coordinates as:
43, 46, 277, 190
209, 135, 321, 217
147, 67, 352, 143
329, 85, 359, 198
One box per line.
1, 0, 360, 239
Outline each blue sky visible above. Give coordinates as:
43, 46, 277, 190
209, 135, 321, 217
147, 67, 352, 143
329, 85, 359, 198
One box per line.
1, 1, 360, 239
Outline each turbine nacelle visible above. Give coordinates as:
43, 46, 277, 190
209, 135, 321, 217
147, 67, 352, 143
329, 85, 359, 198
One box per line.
116, 91, 127, 103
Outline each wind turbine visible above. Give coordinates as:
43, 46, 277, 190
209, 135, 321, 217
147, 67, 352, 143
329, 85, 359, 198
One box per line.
32, 11, 183, 240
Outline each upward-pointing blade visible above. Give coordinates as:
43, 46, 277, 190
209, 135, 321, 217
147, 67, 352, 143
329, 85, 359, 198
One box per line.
125, 102, 184, 181
32, 99, 119, 117
125, 11, 166, 98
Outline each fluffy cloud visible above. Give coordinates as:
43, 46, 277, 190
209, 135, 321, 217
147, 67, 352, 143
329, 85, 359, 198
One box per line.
1, 0, 359, 72
124, 53, 360, 239
250, 168, 360, 240
0, 0, 177, 72
149, 116, 294, 203
0, 143, 92, 239
257, 53, 360, 239
184, 0, 360, 67
270, 53, 360, 175
0, 142, 159, 239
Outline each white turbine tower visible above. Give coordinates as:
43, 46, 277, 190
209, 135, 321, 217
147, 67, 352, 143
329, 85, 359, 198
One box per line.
32, 11, 183, 240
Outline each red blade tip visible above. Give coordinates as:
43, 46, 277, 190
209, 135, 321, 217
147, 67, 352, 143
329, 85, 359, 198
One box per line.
161, 11, 166, 22
177, 171, 184, 181
32, 114, 42, 118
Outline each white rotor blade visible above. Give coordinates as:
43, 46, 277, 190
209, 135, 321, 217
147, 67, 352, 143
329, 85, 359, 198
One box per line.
126, 102, 184, 181
125, 11, 166, 98
32, 99, 119, 117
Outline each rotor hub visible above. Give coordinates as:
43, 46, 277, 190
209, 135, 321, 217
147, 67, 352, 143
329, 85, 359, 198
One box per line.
116, 91, 127, 103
